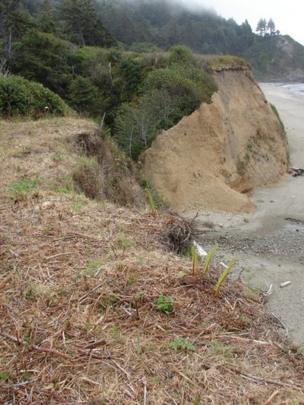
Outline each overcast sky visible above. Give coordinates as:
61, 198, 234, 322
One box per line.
179, 0, 304, 45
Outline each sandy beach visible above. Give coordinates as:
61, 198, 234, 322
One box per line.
199, 83, 304, 346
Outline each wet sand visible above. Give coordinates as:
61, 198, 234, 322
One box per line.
199, 83, 304, 346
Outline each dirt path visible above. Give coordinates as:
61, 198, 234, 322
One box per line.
198, 83, 304, 346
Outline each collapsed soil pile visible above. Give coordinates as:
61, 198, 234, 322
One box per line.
142, 68, 289, 213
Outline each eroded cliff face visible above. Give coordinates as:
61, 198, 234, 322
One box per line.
142, 69, 289, 213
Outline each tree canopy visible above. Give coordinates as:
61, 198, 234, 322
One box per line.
256, 18, 278, 36
59, 0, 115, 47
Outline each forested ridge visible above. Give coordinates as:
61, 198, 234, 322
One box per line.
1, 0, 304, 157
2, 0, 304, 74
0, 0, 256, 56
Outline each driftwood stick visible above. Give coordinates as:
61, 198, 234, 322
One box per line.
227, 366, 301, 389
0, 330, 70, 360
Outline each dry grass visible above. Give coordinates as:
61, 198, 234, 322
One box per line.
0, 118, 304, 404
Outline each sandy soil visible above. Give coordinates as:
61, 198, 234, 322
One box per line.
143, 70, 288, 213
197, 83, 304, 346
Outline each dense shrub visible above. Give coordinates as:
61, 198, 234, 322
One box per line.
0, 75, 70, 118
67, 76, 104, 115
168, 45, 196, 65
143, 68, 203, 116
11, 32, 73, 96
114, 47, 217, 159
129, 42, 161, 53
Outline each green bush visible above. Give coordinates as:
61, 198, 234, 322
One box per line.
169, 338, 195, 352
129, 42, 161, 53
155, 294, 174, 314
143, 67, 202, 114
67, 76, 104, 115
0, 75, 70, 118
11, 31, 73, 96
114, 48, 217, 159
168, 45, 196, 65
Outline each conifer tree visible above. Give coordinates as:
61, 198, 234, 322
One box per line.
0, 1, 21, 58
267, 18, 276, 35
256, 18, 267, 36
37, 0, 57, 34
59, 0, 115, 47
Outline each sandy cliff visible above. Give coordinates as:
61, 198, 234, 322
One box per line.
142, 69, 289, 213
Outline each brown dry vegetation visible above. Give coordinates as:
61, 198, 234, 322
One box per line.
0, 118, 304, 404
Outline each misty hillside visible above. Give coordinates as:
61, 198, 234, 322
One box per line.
244, 35, 304, 81
96, 0, 304, 81
2, 0, 304, 82
98, 0, 253, 55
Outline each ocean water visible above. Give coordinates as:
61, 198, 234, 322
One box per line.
282, 83, 304, 95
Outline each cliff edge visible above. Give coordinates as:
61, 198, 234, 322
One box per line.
142, 68, 289, 213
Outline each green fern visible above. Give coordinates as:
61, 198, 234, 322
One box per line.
169, 337, 195, 352
214, 258, 237, 295
202, 245, 218, 274
191, 246, 198, 275
146, 189, 156, 212
155, 294, 174, 314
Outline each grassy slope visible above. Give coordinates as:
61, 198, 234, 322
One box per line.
0, 118, 304, 403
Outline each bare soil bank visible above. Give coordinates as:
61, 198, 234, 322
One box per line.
199, 83, 304, 346
143, 70, 288, 213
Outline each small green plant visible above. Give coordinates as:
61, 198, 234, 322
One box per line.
115, 232, 134, 250
20, 371, 31, 381
52, 152, 65, 162
82, 259, 103, 276
203, 245, 218, 274
191, 246, 198, 275
70, 196, 87, 214
9, 178, 38, 198
0, 372, 10, 381
146, 189, 156, 213
111, 325, 121, 340
99, 292, 120, 311
169, 337, 195, 352
142, 180, 167, 211
210, 341, 233, 359
55, 185, 73, 194
214, 258, 237, 295
42, 224, 55, 235
155, 294, 174, 314
24, 282, 54, 301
